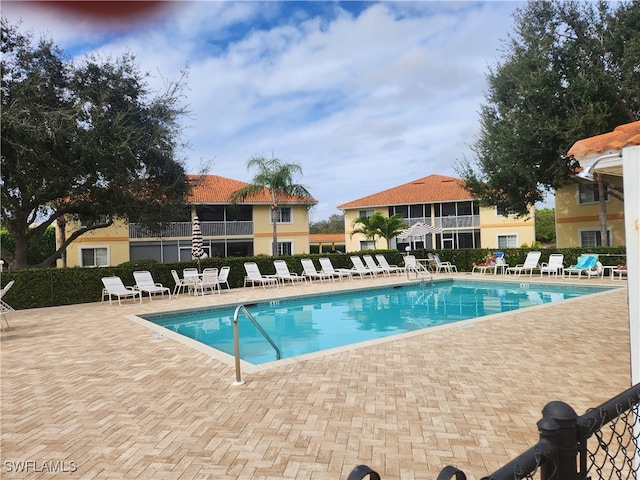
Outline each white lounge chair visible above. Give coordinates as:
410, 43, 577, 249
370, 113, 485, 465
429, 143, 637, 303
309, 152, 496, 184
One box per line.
243, 262, 279, 288
133, 270, 171, 300
563, 254, 600, 279
540, 254, 564, 277
375, 254, 403, 275
1, 280, 15, 330
301, 259, 334, 283
319, 257, 352, 281
350, 256, 377, 278
274, 260, 307, 286
363, 255, 388, 276
101, 276, 142, 306
612, 266, 627, 280
195, 268, 221, 295
217, 266, 231, 290
472, 252, 506, 275
506, 251, 541, 277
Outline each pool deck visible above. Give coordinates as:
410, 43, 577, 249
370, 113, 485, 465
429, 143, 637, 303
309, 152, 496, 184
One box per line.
1, 272, 631, 479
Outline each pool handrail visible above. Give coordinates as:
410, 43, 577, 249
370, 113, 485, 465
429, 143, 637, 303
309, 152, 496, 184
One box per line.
233, 304, 281, 385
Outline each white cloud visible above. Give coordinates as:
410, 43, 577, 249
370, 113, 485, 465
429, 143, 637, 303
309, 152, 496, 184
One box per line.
2, 0, 522, 221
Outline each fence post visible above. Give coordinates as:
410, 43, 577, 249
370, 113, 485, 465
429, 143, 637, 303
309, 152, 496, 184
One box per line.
536, 417, 559, 480
541, 401, 578, 480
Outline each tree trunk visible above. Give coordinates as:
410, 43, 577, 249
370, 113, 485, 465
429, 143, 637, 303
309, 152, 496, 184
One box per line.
596, 173, 608, 246
57, 217, 67, 268
11, 235, 29, 271
271, 205, 278, 256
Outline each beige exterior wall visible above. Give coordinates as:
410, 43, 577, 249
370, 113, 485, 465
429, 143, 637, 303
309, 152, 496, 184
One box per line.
56, 218, 130, 268
478, 206, 536, 248
252, 204, 312, 255
343, 207, 389, 252
555, 178, 625, 248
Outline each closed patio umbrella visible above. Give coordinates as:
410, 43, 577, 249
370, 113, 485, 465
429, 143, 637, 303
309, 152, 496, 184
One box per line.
191, 216, 204, 271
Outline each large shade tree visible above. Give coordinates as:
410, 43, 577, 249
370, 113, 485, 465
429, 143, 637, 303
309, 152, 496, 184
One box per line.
1, 19, 192, 270
458, 0, 640, 220
229, 155, 314, 256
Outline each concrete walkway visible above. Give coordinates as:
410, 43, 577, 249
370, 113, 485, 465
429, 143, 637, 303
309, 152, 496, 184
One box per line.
1, 273, 631, 479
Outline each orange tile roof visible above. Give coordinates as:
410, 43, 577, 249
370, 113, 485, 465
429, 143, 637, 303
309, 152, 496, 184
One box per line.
567, 121, 640, 157
337, 174, 472, 209
310, 233, 346, 243
187, 174, 317, 205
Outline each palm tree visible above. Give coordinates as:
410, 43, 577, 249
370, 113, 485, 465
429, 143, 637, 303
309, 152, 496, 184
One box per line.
230, 155, 313, 256
351, 212, 407, 249
377, 213, 408, 246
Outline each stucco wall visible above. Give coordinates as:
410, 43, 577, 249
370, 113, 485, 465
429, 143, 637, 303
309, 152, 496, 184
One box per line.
343, 207, 389, 252
57, 218, 130, 267
555, 178, 625, 248
252, 204, 311, 255
478, 206, 536, 248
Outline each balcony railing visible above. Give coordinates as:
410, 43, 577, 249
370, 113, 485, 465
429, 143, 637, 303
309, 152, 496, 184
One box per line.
434, 215, 480, 229
129, 221, 254, 239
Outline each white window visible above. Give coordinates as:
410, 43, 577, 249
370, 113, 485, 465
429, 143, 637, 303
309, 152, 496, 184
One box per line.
496, 206, 516, 217
580, 229, 611, 247
359, 240, 375, 250
497, 235, 518, 249
78, 214, 111, 228
275, 241, 293, 256
80, 247, 109, 267
358, 209, 375, 218
577, 184, 609, 205
273, 207, 292, 224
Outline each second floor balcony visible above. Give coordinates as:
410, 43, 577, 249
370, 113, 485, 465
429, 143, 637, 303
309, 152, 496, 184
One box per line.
129, 221, 254, 239
434, 215, 480, 229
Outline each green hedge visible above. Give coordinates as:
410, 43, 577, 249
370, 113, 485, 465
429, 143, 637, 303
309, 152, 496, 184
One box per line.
0, 247, 627, 310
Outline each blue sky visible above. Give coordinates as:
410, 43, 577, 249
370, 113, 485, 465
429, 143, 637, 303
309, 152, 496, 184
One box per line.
4, 1, 523, 221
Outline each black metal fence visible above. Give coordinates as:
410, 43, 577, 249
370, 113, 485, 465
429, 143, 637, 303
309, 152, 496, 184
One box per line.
347, 383, 640, 480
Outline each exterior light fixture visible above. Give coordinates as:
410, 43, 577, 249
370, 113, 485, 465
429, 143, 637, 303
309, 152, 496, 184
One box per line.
574, 152, 622, 181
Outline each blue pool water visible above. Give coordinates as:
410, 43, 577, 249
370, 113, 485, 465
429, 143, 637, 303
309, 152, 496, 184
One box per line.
143, 280, 614, 365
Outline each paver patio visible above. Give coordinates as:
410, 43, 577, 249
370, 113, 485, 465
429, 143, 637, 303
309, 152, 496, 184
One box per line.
1, 273, 632, 479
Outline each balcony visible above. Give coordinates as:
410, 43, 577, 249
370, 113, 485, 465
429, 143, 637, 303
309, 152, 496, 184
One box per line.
434, 215, 480, 229
129, 221, 254, 239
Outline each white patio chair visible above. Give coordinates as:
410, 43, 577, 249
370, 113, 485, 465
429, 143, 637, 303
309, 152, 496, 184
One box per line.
243, 262, 279, 288
301, 258, 334, 283
363, 255, 388, 277
195, 268, 221, 296
506, 251, 542, 277
274, 260, 307, 286
375, 254, 404, 275
319, 257, 352, 281
133, 270, 171, 300
101, 276, 142, 306
171, 269, 191, 296
217, 266, 231, 290
350, 256, 377, 278
1, 280, 15, 330
540, 254, 564, 277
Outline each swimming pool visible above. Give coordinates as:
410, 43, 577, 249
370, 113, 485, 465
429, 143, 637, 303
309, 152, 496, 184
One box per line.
143, 280, 614, 365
